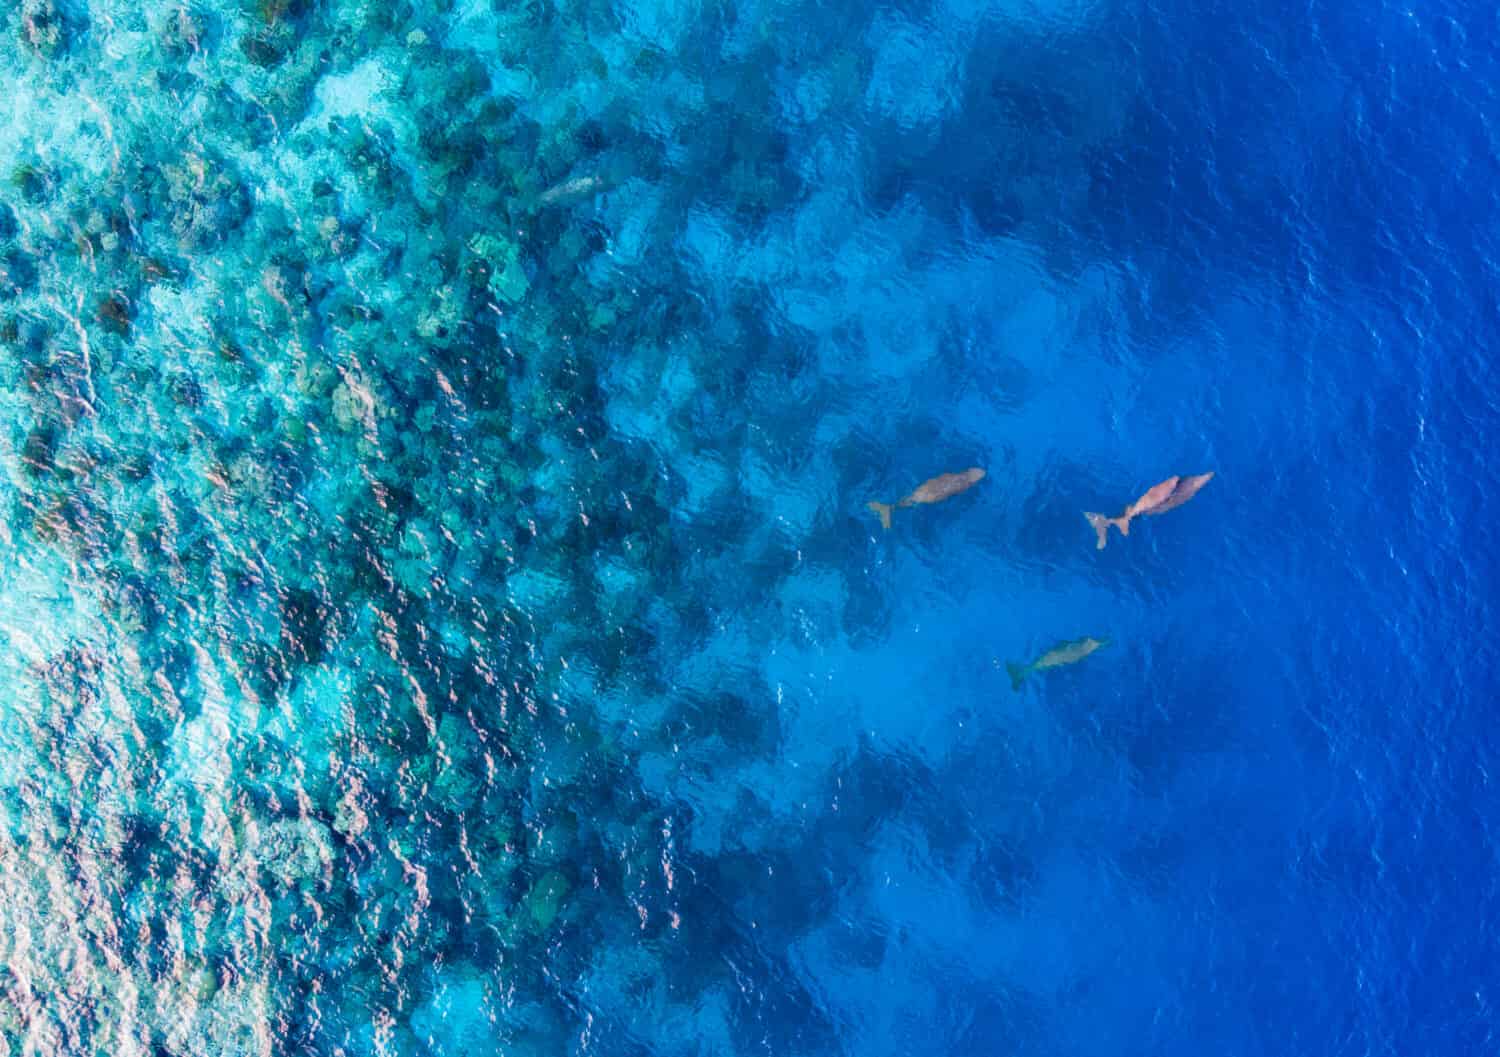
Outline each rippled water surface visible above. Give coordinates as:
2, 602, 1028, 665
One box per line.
3, 0, 1498, 1054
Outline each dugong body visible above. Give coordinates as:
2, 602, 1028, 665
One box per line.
1144, 472, 1214, 516
867, 467, 986, 530
1007, 636, 1109, 688
539, 174, 605, 205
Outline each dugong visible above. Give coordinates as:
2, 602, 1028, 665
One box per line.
867, 467, 985, 531
1143, 472, 1214, 516
1007, 636, 1109, 689
1084, 472, 1213, 549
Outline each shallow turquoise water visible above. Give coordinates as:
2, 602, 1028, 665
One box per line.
5, 0, 1500, 1054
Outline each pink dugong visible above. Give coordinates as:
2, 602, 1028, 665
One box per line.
1142, 472, 1215, 516
1084, 472, 1214, 549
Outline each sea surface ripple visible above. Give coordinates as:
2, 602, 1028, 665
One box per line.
1, 0, 1497, 1054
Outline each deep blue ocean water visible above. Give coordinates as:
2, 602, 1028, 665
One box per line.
2, 0, 1498, 1054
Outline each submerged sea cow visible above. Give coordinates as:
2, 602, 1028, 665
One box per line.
867, 468, 986, 530
1084, 472, 1214, 549
538, 174, 605, 206
1007, 636, 1109, 689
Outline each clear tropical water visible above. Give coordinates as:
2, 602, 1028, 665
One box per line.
2, 0, 1497, 1054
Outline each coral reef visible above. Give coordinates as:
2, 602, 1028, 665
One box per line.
0, 0, 1131, 1052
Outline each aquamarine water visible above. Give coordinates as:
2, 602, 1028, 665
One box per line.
4, 0, 1499, 1054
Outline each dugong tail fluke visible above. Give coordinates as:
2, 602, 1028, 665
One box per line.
867, 501, 895, 531
1006, 661, 1030, 690
1084, 511, 1129, 549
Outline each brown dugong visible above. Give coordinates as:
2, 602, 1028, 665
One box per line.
1085, 472, 1213, 549
866, 467, 985, 530
1007, 635, 1109, 689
